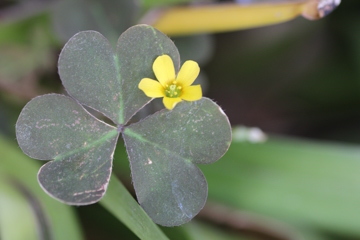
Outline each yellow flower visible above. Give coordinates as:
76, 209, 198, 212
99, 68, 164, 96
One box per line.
138, 55, 202, 110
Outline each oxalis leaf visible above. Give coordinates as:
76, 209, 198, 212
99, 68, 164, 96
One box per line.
16, 94, 119, 204
15, 24, 232, 227
58, 25, 179, 125
123, 98, 231, 226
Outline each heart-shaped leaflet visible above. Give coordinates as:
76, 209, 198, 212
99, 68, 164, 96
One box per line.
123, 98, 231, 226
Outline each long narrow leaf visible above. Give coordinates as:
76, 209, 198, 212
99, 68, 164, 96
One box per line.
201, 136, 360, 236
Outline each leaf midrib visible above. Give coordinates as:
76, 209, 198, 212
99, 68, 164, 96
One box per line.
113, 55, 124, 125
54, 129, 119, 161
123, 128, 192, 164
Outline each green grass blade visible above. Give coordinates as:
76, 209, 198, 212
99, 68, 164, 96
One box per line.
201, 136, 360, 236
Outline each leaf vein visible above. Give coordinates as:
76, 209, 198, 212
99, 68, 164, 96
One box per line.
54, 129, 119, 161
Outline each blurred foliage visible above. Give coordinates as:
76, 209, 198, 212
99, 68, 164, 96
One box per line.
202, 137, 360, 238
204, 1, 360, 142
0, 13, 55, 101
1, 0, 360, 239
0, 136, 83, 240
51, 0, 138, 45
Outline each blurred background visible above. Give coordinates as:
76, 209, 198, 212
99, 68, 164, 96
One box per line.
1, 0, 360, 239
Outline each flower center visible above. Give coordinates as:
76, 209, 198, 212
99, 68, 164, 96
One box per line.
164, 81, 182, 98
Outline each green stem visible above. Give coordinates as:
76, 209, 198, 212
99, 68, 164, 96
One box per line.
99, 174, 169, 240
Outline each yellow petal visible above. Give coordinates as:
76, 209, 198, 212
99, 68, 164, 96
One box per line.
163, 97, 182, 110
176, 60, 200, 87
138, 78, 164, 98
153, 55, 176, 86
181, 85, 202, 101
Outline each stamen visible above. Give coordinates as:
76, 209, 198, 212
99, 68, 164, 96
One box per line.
165, 81, 182, 98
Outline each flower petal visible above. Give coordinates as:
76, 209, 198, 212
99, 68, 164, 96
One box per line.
176, 60, 200, 87
163, 97, 182, 110
181, 85, 202, 101
153, 55, 176, 86
138, 78, 164, 98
